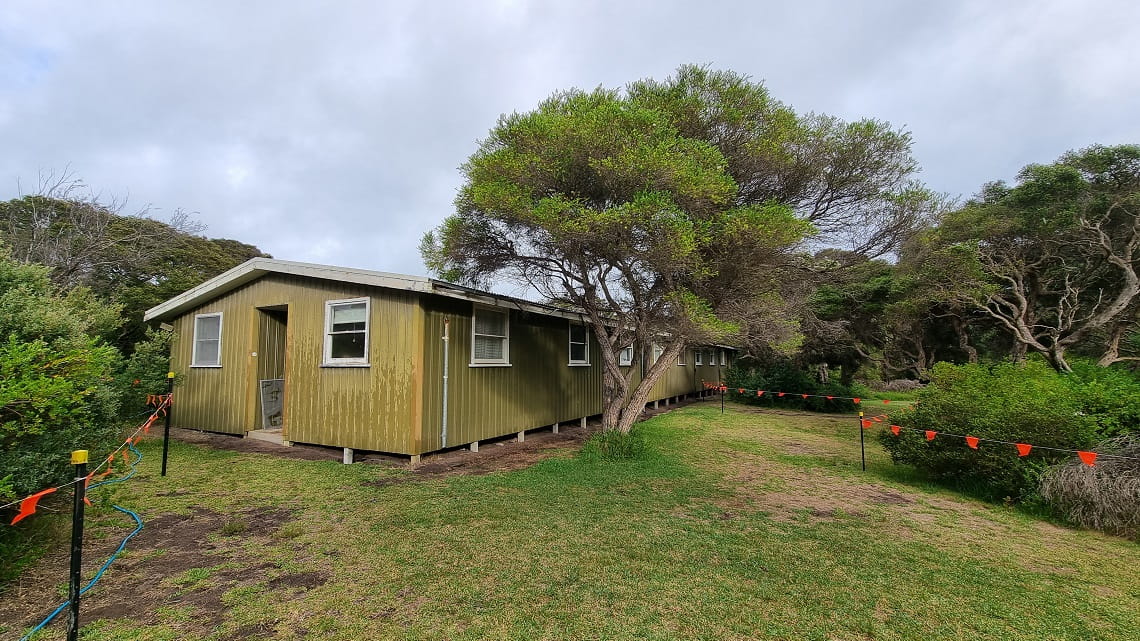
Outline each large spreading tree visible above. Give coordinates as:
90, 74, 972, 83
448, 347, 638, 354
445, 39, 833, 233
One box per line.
929, 145, 1140, 372
422, 66, 933, 433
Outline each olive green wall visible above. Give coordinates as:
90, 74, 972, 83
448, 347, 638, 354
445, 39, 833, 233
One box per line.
417, 297, 603, 451
170, 272, 732, 457
170, 273, 422, 454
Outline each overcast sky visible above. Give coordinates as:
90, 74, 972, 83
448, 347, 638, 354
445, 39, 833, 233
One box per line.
2, 0, 1138, 277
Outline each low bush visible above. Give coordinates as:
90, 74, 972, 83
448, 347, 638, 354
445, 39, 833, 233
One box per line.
581, 429, 648, 460
878, 361, 1099, 501
724, 361, 859, 413
1040, 434, 1140, 541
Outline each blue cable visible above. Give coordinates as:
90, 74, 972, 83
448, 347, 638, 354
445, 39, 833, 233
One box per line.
18, 443, 146, 641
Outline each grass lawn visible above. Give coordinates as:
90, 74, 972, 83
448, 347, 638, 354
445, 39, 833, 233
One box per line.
2, 401, 1137, 640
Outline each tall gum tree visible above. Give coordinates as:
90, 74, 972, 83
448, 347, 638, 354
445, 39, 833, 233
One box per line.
422, 66, 931, 433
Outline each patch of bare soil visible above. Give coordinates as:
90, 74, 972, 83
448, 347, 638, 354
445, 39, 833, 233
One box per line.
0, 505, 322, 638
171, 428, 343, 462
716, 453, 1003, 535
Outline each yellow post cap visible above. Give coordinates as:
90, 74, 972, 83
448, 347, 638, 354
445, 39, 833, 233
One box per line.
167, 371, 176, 379
71, 450, 89, 464
859, 411, 864, 417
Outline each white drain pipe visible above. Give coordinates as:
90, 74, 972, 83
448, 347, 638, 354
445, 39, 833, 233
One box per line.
441, 318, 450, 448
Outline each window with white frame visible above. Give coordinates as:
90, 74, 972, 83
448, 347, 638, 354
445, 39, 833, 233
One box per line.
472, 306, 509, 365
695, 348, 703, 366
678, 348, 686, 365
324, 298, 370, 365
191, 313, 223, 367
619, 345, 634, 367
651, 343, 663, 364
568, 323, 589, 365
720, 349, 728, 366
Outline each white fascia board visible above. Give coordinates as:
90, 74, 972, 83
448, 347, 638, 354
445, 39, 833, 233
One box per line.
143, 258, 433, 321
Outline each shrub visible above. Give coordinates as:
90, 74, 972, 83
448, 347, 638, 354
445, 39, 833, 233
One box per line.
878, 361, 1098, 501
116, 327, 175, 416
0, 250, 123, 503
724, 361, 859, 413
1063, 361, 1140, 438
581, 429, 648, 460
1040, 435, 1140, 541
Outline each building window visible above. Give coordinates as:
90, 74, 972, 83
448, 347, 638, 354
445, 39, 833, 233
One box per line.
191, 313, 223, 367
720, 349, 728, 366
619, 345, 634, 367
472, 306, 509, 365
324, 298, 370, 365
678, 349, 686, 365
651, 343, 663, 364
695, 348, 703, 366
569, 323, 589, 365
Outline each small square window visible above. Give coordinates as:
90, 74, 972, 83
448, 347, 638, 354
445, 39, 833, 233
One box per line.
324, 298, 370, 366
619, 345, 634, 367
472, 307, 509, 365
569, 323, 589, 365
192, 313, 223, 367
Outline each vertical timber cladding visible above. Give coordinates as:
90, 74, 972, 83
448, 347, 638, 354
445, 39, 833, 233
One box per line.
418, 296, 604, 451
170, 273, 420, 453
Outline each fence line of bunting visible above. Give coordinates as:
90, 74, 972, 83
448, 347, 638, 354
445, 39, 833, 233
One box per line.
701, 382, 1140, 465
1, 394, 172, 522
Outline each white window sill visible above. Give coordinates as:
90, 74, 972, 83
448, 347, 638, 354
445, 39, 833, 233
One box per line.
321, 362, 370, 368
190, 364, 222, 368
470, 362, 511, 368
568, 362, 591, 367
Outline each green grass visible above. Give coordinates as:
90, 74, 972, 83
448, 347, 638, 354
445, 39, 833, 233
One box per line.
3, 403, 1137, 640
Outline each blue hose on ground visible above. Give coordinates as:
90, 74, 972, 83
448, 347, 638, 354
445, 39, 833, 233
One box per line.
18, 443, 146, 641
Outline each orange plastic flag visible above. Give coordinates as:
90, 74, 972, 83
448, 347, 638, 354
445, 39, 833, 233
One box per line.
738, 388, 744, 394
1016, 443, 1032, 457
872, 416, 883, 423
883, 399, 890, 404
826, 396, 834, 400
83, 472, 94, 506
1078, 451, 1097, 466
965, 436, 979, 449
925, 430, 937, 441
890, 425, 901, 436
756, 390, 764, 396
801, 394, 809, 399
778, 392, 785, 397
861, 420, 873, 429
853, 397, 861, 404
11, 487, 57, 525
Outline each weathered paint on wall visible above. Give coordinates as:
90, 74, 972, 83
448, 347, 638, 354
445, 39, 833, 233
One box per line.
170, 271, 729, 456
417, 297, 603, 451
170, 273, 421, 453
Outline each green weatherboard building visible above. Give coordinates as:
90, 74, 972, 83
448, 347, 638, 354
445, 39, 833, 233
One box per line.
144, 258, 733, 460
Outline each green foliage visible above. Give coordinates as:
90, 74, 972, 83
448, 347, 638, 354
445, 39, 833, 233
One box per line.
116, 328, 175, 416
1061, 360, 1140, 438
724, 362, 860, 413
580, 429, 649, 461
878, 361, 1100, 501
0, 250, 123, 502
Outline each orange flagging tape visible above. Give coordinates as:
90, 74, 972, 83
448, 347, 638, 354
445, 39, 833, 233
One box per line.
1016, 443, 1032, 457
890, 425, 901, 436
1078, 451, 1097, 466
861, 420, 873, 429
926, 430, 937, 441
11, 488, 57, 525
965, 436, 980, 449
757, 390, 764, 396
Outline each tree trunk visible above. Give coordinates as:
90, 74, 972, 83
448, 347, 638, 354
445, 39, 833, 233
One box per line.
1045, 344, 1073, 373
608, 341, 685, 434
817, 363, 829, 384
1010, 341, 1027, 363
951, 317, 978, 364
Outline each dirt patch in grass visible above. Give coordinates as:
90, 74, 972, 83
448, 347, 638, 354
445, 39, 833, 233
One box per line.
171, 428, 344, 462
0, 505, 313, 638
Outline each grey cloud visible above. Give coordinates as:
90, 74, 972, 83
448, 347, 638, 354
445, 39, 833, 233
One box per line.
2, 0, 1137, 275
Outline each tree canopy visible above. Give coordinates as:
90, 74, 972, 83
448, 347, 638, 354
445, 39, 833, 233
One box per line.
423, 65, 934, 432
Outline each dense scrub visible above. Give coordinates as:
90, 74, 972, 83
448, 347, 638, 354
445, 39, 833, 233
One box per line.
878, 360, 1140, 508
724, 362, 860, 413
